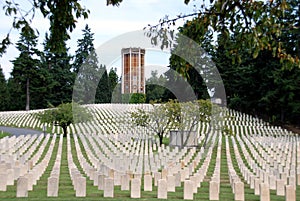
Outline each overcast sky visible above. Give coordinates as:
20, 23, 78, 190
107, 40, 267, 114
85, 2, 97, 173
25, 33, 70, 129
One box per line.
0, 0, 198, 79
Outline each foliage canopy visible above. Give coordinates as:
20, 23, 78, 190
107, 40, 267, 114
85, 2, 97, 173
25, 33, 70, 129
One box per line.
130, 99, 217, 147
37, 102, 92, 136
1, 0, 299, 69
146, 0, 300, 68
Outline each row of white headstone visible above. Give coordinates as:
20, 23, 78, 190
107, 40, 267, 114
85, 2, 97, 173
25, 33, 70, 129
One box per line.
65, 129, 218, 200
235, 134, 297, 200
0, 134, 50, 192
221, 109, 299, 201
1, 104, 299, 200
16, 134, 56, 197
225, 136, 245, 201
66, 133, 87, 197
209, 133, 222, 200
0, 110, 44, 130
1, 128, 219, 200
47, 134, 63, 197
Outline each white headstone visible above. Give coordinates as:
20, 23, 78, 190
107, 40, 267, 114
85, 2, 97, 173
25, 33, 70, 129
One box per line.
276, 179, 285, 196
104, 178, 114, 198
157, 179, 167, 199
16, 176, 28, 197
121, 174, 130, 191
130, 178, 141, 198
285, 185, 295, 201
75, 176, 86, 197
167, 175, 176, 192
47, 177, 58, 197
184, 180, 194, 200
144, 174, 152, 191
0, 173, 7, 191
234, 182, 244, 201
260, 183, 270, 201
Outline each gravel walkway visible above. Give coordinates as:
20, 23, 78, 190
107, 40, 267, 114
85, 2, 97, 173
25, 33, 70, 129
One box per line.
0, 126, 43, 136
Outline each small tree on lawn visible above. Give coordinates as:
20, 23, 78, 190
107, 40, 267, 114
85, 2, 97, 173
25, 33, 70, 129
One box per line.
168, 100, 212, 147
38, 102, 92, 136
131, 99, 223, 147
131, 101, 173, 146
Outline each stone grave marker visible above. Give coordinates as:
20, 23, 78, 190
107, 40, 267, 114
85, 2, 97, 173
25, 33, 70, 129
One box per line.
144, 174, 152, 191
285, 185, 295, 201
167, 175, 176, 192
131, 178, 141, 198
104, 178, 114, 198
276, 179, 285, 196
184, 180, 194, 200
121, 174, 130, 191
234, 182, 244, 201
260, 183, 270, 201
47, 177, 58, 197
157, 179, 167, 199
76, 176, 86, 197
16, 176, 28, 197
98, 174, 106, 190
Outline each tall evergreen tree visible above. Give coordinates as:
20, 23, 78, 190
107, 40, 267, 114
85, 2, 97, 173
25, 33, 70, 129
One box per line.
0, 66, 8, 111
108, 67, 119, 94
146, 70, 167, 102
73, 24, 101, 104
73, 24, 97, 74
167, 19, 213, 101
281, 0, 300, 62
41, 33, 73, 106
95, 65, 111, 103
6, 78, 21, 111
10, 25, 40, 111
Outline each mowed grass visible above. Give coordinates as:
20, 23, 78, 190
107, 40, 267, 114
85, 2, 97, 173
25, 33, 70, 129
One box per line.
0, 131, 11, 139
0, 134, 299, 200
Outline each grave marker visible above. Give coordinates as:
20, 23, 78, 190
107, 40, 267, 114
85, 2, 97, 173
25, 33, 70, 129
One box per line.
234, 182, 244, 201
16, 176, 28, 197
285, 185, 295, 201
157, 179, 167, 199
47, 177, 58, 197
131, 178, 141, 198
144, 174, 152, 191
104, 178, 114, 198
184, 180, 194, 200
209, 181, 219, 200
260, 183, 270, 201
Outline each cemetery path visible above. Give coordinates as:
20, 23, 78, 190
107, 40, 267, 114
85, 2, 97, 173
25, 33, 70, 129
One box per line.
0, 126, 42, 136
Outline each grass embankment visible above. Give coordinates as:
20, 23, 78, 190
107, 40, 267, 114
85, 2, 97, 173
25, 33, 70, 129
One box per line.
0, 131, 11, 138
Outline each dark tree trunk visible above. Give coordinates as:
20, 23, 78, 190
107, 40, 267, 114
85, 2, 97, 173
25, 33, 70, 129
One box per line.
281, 108, 285, 123
203, 126, 211, 149
25, 78, 30, 111
159, 133, 163, 146
297, 3, 300, 59
62, 125, 68, 137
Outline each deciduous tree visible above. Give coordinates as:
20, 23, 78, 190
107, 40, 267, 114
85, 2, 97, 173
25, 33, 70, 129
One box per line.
147, 0, 299, 68
130, 99, 217, 147
37, 102, 92, 137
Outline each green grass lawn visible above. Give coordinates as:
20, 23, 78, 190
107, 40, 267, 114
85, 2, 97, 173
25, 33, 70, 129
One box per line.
0, 131, 11, 139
